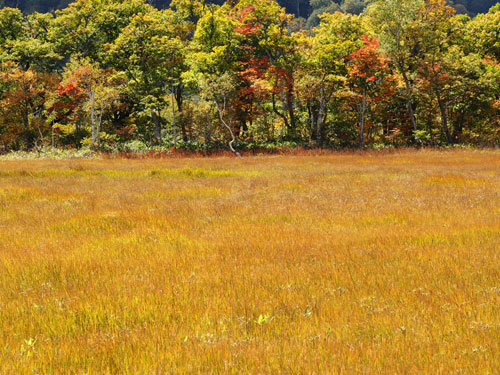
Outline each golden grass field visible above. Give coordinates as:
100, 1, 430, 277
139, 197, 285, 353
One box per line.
0, 149, 499, 374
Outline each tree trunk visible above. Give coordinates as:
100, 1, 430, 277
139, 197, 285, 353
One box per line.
180, 120, 187, 142
401, 70, 417, 133
272, 93, 289, 134
395, 33, 417, 136
241, 119, 248, 135
316, 97, 326, 147
359, 88, 367, 149
453, 111, 465, 141
97, 108, 103, 148
171, 89, 177, 148
175, 84, 187, 142
152, 109, 161, 144
307, 101, 314, 142
286, 84, 296, 139
22, 103, 32, 148
215, 100, 241, 158
435, 88, 452, 144
51, 121, 55, 150
90, 90, 96, 146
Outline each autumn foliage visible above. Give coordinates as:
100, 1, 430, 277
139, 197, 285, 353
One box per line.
0, 0, 499, 152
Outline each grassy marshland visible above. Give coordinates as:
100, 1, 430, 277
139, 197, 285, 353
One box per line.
0, 150, 499, 374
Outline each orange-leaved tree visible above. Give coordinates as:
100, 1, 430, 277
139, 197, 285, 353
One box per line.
54, 59, 120, 148
347, 35, 390, 148
0, 63, 58, 150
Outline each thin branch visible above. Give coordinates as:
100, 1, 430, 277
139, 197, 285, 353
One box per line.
215, 100, 241, 158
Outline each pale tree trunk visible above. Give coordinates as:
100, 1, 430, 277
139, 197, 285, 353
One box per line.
35, 116, 45, 152
315, 84, 333, 147
316, 98, 326, 147
359, 87, 367, 149
171, 89, 177, 148
51, 121, 55, 150
215, 100, 241, 158
89, 90, 96, 146
96, 108, 103, 148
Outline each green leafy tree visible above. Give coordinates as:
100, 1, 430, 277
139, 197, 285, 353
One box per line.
169, 0, 205, 142
0, 8, 23, 47
296, 12, 365, 145
367, 0, 424, 135
49, 0, 151, 64
109, 9, 186, 144
466, 4, 500, 60
184, 4, 241, 152
3, 12, 61, 72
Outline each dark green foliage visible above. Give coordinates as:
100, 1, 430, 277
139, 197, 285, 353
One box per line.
5, 0, 499, 16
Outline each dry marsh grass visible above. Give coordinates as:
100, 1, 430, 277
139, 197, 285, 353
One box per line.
0, 149, 499, 374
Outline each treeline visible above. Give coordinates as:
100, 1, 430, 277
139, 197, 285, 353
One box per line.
0, 0, 499, 153
3, 0, 499, 20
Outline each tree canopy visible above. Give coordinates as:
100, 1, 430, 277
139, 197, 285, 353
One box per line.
0, 0, 499, 152
2, 0, 499, 19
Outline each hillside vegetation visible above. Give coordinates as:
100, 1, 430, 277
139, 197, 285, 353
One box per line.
2, 0, 498, 19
